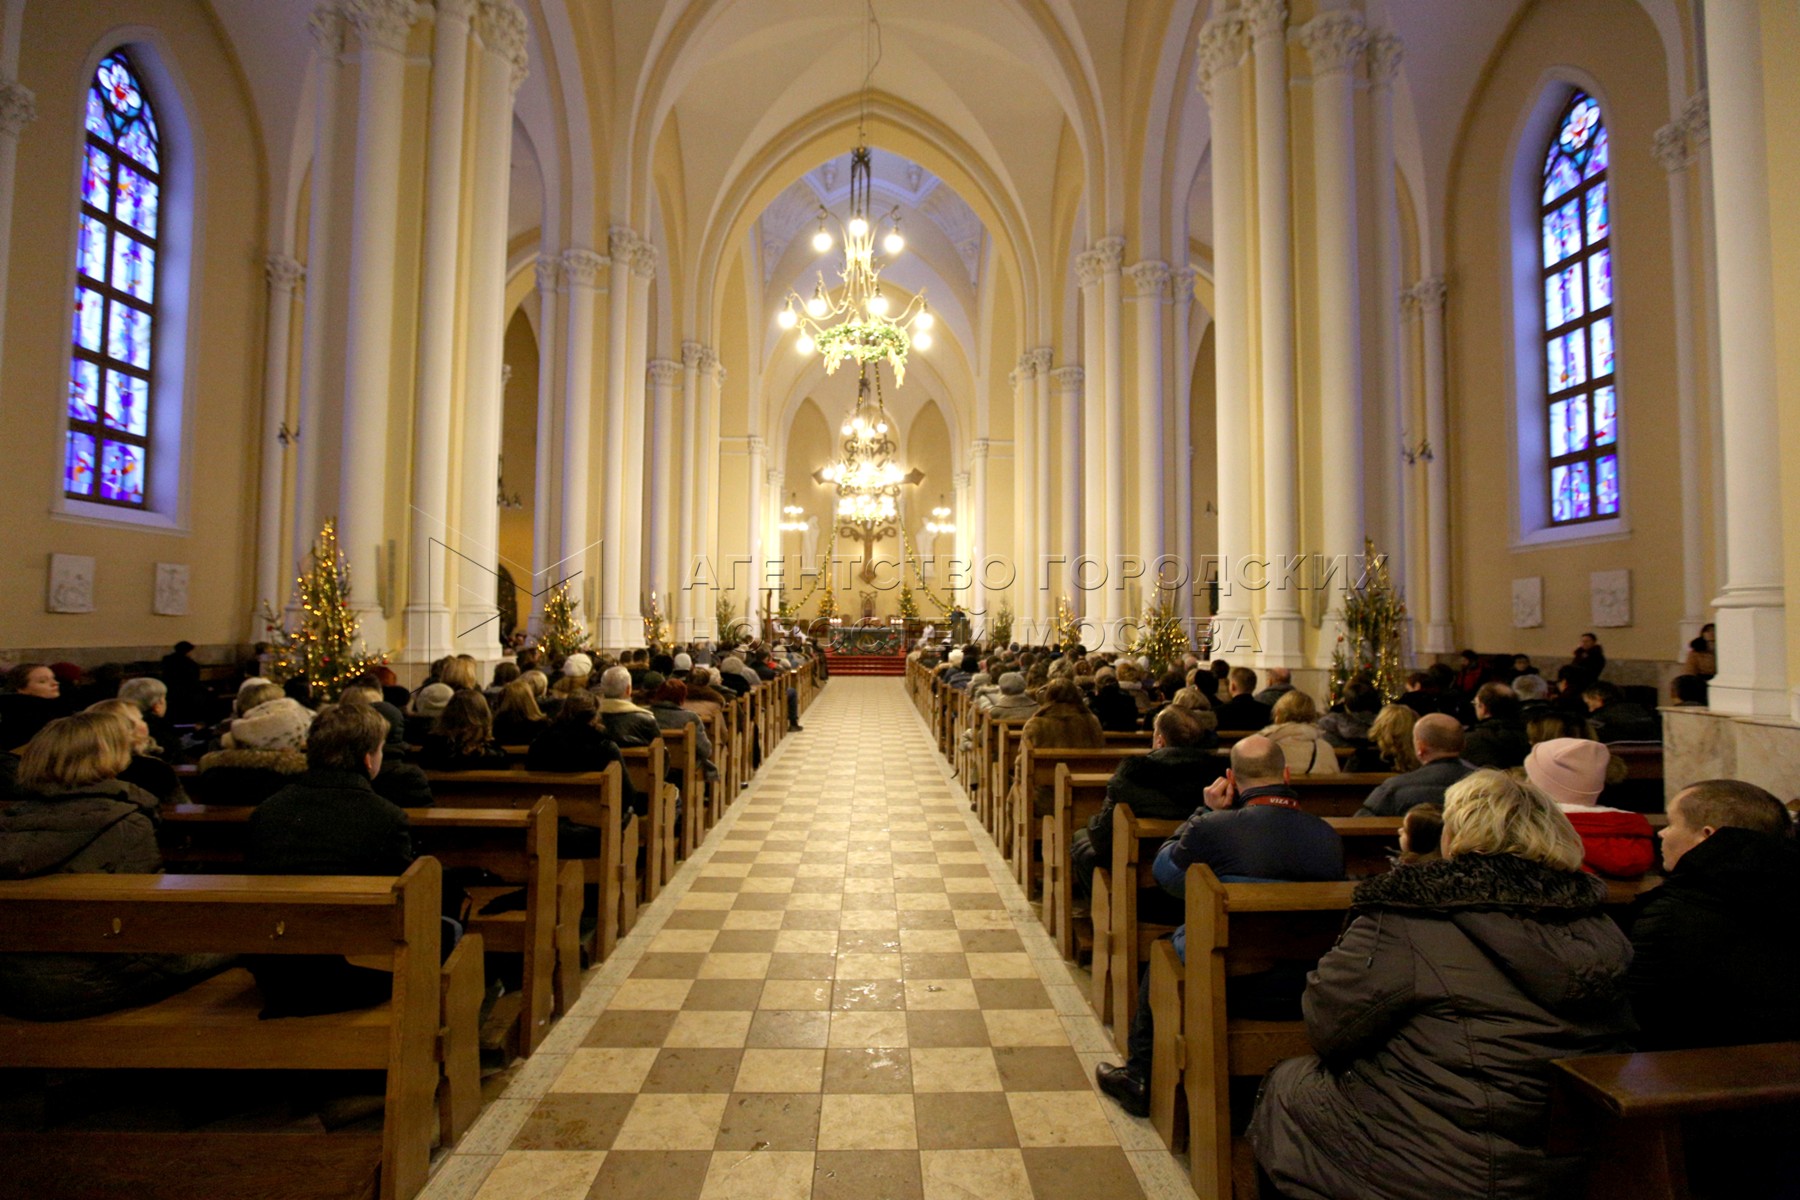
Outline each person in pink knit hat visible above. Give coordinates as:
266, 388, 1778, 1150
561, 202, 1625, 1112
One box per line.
1524, 737, 1654, 877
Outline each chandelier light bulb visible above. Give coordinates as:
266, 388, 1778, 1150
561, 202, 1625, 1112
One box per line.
867, 293, 889, 316
812, 225, 832, 253
876, 421, 888, 434
914, 331, 933, 350
883, 228, 905, 255
795, 332, 815, 355
807, 295, 828, 319
848, 216, 868, 238
777, 304, 797, 329
914, 309, 934, 330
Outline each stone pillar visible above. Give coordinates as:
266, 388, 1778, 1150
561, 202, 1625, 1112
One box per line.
619, 242, 655, 630
697, 351, 724, 636
0, 78, 36, 398
954, 469, 973, 615
255, 254, 305, 623
1170, 269, 1196, 620
745, 436, 767, 622
1030, 347, 1054, 625
970, 438, 991, 619
1197, 12, 1253, 648
292, 6, 346, 574
1302, 11, 1367, 663
646, 358, 679, 600
1655, 97, 1712, 655
1703, 5, 1787, 716
678, 341, 703, 634
558, 249, 604, 624
1098, 237, 1127, 640
1126, 261, 1169, 590
1247, 0, 1302, 664
529, 254, 561, 635
1406, 278, 1452, 653
1075, 249, 1105, 616
1053, 366, 1085, 622
600, 228, 633, 645
404, 0, 473, 656
1368, 29, 1411, 650
336, 0, 419, 632
1011, 357, 1035, 626
452, 0, 525, 658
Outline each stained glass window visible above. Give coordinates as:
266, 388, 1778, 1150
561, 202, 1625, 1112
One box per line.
67, 50, 159, 507
1541, 91, 1618, 525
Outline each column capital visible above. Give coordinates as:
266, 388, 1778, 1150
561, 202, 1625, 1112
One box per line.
647, 358, 681, 388
954, 471, 971, 491
1299, 10, 1367, 77
682, 340, 705, 369
1652, 121, 1690, 173
1366, 29, 1403, 88
341, 0, 422, 54
474, 0, 529, 90
1126, 260, 1170, 299
1402, 276, 1447, 317
1095, 237, 1125, 272
265, 253, 306, 293
0, 80, 37, 138
1028, 346, 1054, 374
699, 346, 720, 375
534, 254, 560, 292
434, 0, 478, 22
1242, 0, 1288, 45
1007, 369, 1020, 391
1050, 365, 1085, 392
1014, 353, 1037, 381
1170, 266, 1198, 305
970, 438, 991, 462
559, 247, 607, 288
309, 5, 348, 56
746, 435, 767, 456
1656, 90, 1710, 172
629, 240, 659, 281
1075, 250, 1107, 288
767, 467, 782, 487
1681, 89, 1709, 149
608, 225, 639, 260
1195, 13, 1248, 100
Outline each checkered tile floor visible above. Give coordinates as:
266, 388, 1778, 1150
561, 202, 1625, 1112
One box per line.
421, 679, 1195, 1200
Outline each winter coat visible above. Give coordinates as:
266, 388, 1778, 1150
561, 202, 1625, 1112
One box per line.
1316, 709, 1374, 748
491, 713, 548, 748
0, 693, 69, 751
1462, 717, 1532, 770
649, 701, 714, 765
1089, 684, 1140, 732
1261, 722, 1341, 776
1559, 805, 1655, 879
1085, 744, 1224, 866
526, 722, 646, 816
598, 699, 661, 748
1627, 827, 1800, 1051
247, 769, 414, 877
1588, 701, 1659, 743
416, 734, 510, 772
373, 760, 434, 809
1250, 853, 1635, 1200
982, 694, 1040, 722
1356, 758, 1473, 817
191, 747, 309, 806
1214, 694, 1272, 732
118, 753, 185, 805
1017, 702, 1106, 818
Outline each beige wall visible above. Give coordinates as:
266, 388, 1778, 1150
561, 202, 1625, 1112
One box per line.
0, 0, 264, 657
1444, 0, 1689, 662
498, 310, 538, 607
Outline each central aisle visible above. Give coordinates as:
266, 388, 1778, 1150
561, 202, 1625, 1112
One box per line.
424, 678, 1195, 1200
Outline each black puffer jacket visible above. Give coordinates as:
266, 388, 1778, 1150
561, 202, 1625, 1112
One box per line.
1083, 743, 1222, 865
1251, 853, 1635, 1200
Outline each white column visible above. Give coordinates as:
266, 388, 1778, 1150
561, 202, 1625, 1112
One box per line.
1126, 261, 1169, 593
1407, 278, 1452, 653
557, 249, 604, 623
1030, 347, 1054, 626
1053, 365, 1084, 628
1248, 0, 1302, 664
1198, 13, 1253, 646
255, 254, 305, 621
1368, 29, 1411, 651
1655, 99, 1711, 654
452, 0, 526, 657
0, 79, 36, 403
970, 438, 991, 620
745, 435, 767, 619
765, 466, 785, 623
1099, 237, 1127, 641
1703, 5, 1787, 717
621, 241, 656, 629
678, 342, 703, 634
335, 0, 418, 632
647, 358, 679, 599
529, 254, 562, 635
1302, 11, 1367, 665
404, 0, 473, 656
600, 229, 633, 645
1011, 359, 1035, 626
1169, 269, 1196, 621
954, 469, 973, 614
1076, 250, 1105, 617
697, 351, 724, 636
292, 6, 346, 572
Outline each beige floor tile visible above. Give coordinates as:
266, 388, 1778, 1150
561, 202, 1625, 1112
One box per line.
733, 1048, 826, 1092
471, 1150, 606, 1200
609, 979, 694, 1011
649, 929, 720, 954
612, 1093, 732, 1151
1005, 1091, 1118, 1147
900, 929, 967, 953
664, 1009, 754, 1048
696, 1149, 815, 1200
965, 952, 1038, 979
919, 1148, 1035, 1200
910, 1046, 1003, 1092
696, 952, 773, 980
719, 909, 785, 930
904, 979, 980, 1010
816, 1093, 918, 1150
772, 929, 838, 954
757, 979, 833, 1009
827, 1010, 909, 1048
747, 1008, 833, 1048
834, 952, 904, 979
550, 1047, 660, 1093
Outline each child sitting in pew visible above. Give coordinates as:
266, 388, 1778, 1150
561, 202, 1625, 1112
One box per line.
0, 712, 231, 1020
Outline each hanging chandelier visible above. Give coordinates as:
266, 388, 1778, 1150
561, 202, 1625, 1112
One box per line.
813, 362, 923, 583
925, 496, 955, 536
775, 3, 932, 384
778, 494, 809, 533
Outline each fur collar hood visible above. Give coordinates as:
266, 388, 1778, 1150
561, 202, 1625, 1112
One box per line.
199, 747, 308, 774
1353, 852, 1606, 916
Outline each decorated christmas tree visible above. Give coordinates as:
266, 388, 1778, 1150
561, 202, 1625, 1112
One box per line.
898, 584, 920, 620
986, 599, 1014, 648
1128, 596, 1191, 675
259, 518, 383, 702
715, 591, 748, 644
1328, 538, 1408, 704
539, 581, 586, 661
642, 592, 672, 650
1054, 594, 1082, 658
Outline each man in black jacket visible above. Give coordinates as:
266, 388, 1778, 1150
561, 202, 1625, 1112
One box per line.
1581, 681, 1661, 743
1213, 666, 1272, 732
1462, 682, 1530, 769
1356, 714, 1472, 816
1070, 705, 1221, 904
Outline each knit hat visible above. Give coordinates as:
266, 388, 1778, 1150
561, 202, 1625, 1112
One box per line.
968, 672, 991, 690
673, 652, 693, 672
999, 672, 1026, 695
562, 652, 593, 679
948, 649, 964, 667
640, 671, 667, 693
1524, 737, 1611, 808
225, 697, 315, 751
413, 682, 455, 718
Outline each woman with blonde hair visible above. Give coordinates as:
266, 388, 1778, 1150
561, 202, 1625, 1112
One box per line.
1261, 689, 1340, 775
492, 679, 549, 747
1168, 686, 1220, 736
1351, 703, 1422, 773
437, 655, 480, 694
86, 698, 183, 804
1250, 770, 1632, 1199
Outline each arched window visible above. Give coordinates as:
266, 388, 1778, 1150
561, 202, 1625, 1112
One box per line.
1540, 91, 1618, 525
67, 51, 161, 508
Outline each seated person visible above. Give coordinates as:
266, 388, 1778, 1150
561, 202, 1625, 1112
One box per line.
1213, 666, 1272, 732
1252, 666, 1295, 709
1347, 704, 1420, 774
1356, 713, 1472, 817
1095, 736, 1344, 1117
117, 676, 179, 760
1088, 667, 1140, 732
1396, 803, 1443, 866
1261, 690, 1341, 776
1512, 671, 1554, 721
1250, 770, 1634, 1200
192, 695, 314, 806
1397, 670, 1439, 716
491, 679, 550, 747
1071, 705, 1224, 904
1016, 679, 1105, 819
404, 681, 454, 745
1525, 737, 1653, 878
978, 671, 1039, 719
597, 665, 662, 747
86, 698, 185, 805
647, 679, 716, 780
0, 663, 72, 751
1581, 681, 1660, 742
336, 685, 433, 808
526, 691, 645, 817
1462, 681, 1530, 769
0, 713, 229, 1019
1317, 679, 1380, 748
418, 690, 510, 771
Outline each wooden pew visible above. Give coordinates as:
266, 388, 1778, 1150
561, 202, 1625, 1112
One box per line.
1552, 1041, 1800, 1200
1096, 803, 1184, 1043
1285, 772, 1396, 816
1050, 768, 1112, 958
159, 801, 562, 1059
617, 740, 673, 897
425, 764, 635, 963
1013, 744, 1151, 891
0, 861, 455, 1200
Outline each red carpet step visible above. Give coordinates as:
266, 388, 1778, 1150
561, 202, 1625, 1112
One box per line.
824, 652, 907, 677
